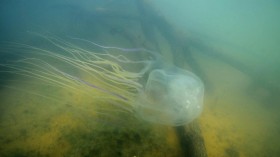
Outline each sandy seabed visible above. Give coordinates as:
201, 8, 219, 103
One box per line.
0, 52, 279, 157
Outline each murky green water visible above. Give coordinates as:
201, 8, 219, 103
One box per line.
1, 0, 280, 157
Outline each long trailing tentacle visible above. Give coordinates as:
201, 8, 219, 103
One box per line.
0, 34, 158, 111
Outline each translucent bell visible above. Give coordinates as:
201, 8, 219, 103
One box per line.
134, 67, 204, 126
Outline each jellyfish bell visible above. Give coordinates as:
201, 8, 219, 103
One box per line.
133, 65, 204, 126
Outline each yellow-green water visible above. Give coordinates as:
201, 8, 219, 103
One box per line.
198, 56, 280, 157
1, 0, 280, 157
1, 39, 279, 157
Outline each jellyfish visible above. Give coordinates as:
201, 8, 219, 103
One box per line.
0, 35, 204, 126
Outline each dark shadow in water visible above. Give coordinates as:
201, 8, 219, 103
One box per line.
175, 122, 208, 157
225, 147, 240, 157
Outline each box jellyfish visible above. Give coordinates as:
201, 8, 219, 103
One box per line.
0, 35, 204, 126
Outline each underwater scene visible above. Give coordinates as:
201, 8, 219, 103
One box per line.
0, 0, 280, 157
